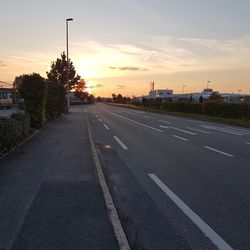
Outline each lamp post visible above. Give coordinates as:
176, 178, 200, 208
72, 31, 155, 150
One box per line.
182, 84, 186, 94
66, 18, 73, 110
207, 80, 211, 89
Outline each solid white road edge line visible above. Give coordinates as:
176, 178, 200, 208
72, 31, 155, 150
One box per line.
105, 110, 164, 133
186, 127, 211, 135
173, 135, 189, 141
104, 124, 110, 130
149, 174, 233, 250
87, 118, 131, 250
203, 146, 234, 157
113, 136, 128, 150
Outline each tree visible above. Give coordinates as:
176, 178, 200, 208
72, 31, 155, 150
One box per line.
199, 95, 203, 103
112, 93, 117, 102
96, 96, 101, 102
74, 79, 88, 101
189, 94, 193, 102
87, 94, 95, 104
117, 94, 123, 103
47, 52, 80, 90
74, 79, 86, 92
13, 75, 24, 90
208, 92, 222, 102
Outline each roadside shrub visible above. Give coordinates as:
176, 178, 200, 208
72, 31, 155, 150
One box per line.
142, 100, 250, 120
11, 112, 30, 139
0, 112, 30, 154
202, 102, 250, 120
18, 73, 47, 128
46, 82, 66, 121
162, 102, 202, 114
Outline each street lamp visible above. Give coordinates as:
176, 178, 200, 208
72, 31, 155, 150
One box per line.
207, 80, 211, 89
182, 84, 186, 94
66, 18, 73, 110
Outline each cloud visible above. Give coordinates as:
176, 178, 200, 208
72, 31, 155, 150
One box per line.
95, 84, 104, 88
87, 83, 105, 89
0, 61, 6, 67
116, 84, 125, 89
109, 66, 149, 71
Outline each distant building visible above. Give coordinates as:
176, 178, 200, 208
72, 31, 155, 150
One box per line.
138, 87, 250, 103
147, 89, 173, 99
0, 87, 14, 100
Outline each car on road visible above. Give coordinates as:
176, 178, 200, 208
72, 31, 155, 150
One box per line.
0, 97, 12, 109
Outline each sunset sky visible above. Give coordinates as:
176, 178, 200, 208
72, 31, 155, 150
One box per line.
1, 0, 250, 96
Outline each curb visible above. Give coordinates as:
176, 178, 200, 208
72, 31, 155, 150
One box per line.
87, 117, 131, 250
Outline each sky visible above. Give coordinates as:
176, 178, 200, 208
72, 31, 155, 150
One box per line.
1, 0, 250, 96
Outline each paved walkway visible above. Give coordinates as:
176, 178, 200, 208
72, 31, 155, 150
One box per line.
0, 107, 119, 250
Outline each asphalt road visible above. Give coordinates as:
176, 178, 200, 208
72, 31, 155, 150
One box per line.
88, 103, 250, 250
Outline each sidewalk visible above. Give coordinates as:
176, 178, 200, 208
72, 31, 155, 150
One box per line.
0, 107, 119, 250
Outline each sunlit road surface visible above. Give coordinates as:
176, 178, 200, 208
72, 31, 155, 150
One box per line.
88, 103, 250, 250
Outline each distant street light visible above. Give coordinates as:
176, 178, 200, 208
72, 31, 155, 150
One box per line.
66, 18, 73, 110
182, 84, 186, 94
207, 80, 211, 89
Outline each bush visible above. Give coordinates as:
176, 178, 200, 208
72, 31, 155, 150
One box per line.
46, 82, 66, 121
11, 112, 30, 139
162, 102, 202, 114
143, 100, 250, 120
18, 73, 47, 128
0, 112, 30, 154
202, 102, 250, 120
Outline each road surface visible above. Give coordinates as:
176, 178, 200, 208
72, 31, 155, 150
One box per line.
88, 103, 250, 250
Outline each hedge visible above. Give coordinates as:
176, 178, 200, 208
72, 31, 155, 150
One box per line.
46, 82, 66, 121
141, 99, 250, 120
0, 112, 30, 154
17, 74, 66, 127
18, 73, 47, 128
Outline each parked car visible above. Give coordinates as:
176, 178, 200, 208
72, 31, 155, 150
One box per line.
0, 98, 12, 109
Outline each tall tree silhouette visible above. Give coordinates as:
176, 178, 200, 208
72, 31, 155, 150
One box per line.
47, 52, 80, 90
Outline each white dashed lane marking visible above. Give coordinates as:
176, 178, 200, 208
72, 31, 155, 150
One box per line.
158, 120, 171, 124
104, 124, 110, 130
186, 127, 211, 135
203, 146, 234, 157
173, 135, 189, 141
113, 136, 128, 150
